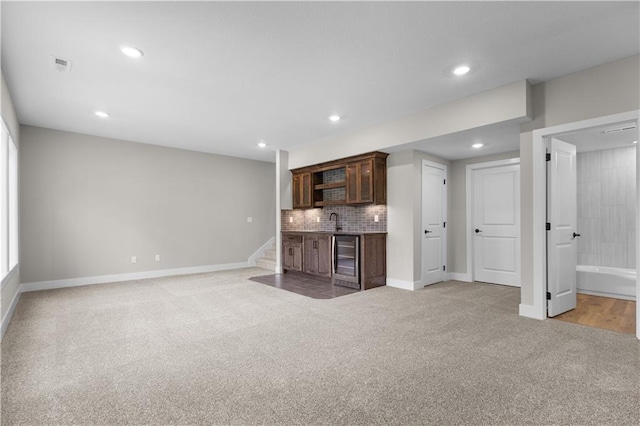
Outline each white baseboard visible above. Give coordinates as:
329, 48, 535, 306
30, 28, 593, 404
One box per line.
519, 303, 545, 320
577, 289, 636, 301
1, 288, 21, 339
446, 273, 472, 282
386, 278, 423, 291
21, 261, 250, 293
248, 236, 276, 267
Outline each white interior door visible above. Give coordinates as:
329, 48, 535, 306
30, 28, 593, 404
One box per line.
547, 138, 578, 317
422, 161, 447, 286
473, 163, 521, 287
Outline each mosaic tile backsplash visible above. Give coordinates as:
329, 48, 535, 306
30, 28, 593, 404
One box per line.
281, 204, 387, 233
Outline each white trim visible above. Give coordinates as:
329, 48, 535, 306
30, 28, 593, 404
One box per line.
21, 262, 249, 293
1, 263, 18, 290
577, 289, 636, 302
519, 303, 544, 320
465, 157, 521, 285
446, 272, 472, 282
248, 236, 275, 267
386, 278, 422, 291
1, 285, 21, 339
421, 159, 448, 285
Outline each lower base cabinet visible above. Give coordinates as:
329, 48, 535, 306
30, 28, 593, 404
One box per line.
282, 235, 303, 272
303, 235, 332, 278
282, 232, 386, 291
360, 234, 386, 290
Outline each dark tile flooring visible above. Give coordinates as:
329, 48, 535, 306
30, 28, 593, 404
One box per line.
250, 272, 359, 299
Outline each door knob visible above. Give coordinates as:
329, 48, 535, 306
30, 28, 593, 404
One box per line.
572, 232, 581, 238
475, 229, 482, 233
424, 230, 433, 234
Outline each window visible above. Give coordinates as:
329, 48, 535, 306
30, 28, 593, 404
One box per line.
1, 119, 18, 278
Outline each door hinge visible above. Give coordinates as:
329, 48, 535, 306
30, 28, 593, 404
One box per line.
443, 265, 446, 271
443, 222, 446, 228
546, 222, 551, 231
546, 153, 551, 161
443, 179, 446, 185
546, 292, 551, 300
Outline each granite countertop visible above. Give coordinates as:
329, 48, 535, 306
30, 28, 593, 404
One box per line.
282, 230, 386, 235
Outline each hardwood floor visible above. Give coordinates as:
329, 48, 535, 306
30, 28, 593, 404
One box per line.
553, 293, 636, 335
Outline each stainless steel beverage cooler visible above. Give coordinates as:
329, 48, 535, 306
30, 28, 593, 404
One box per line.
332, 235, 360, 289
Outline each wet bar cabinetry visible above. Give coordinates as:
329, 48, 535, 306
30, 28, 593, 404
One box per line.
282, 232, 386, 291
290, 151, 387, 208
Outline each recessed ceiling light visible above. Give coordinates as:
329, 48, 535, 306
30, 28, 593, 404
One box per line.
94, 111, 110, 118
453, 65, 470, 76
329, 115, 341, 122
472, 143, 483, 149
633, 141, 638, 144
120, 46, 144, 58
258, 142, 267, 148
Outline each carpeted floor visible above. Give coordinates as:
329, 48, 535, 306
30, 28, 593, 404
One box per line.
2, 267, 639, 425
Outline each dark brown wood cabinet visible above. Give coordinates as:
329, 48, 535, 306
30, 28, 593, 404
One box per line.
282, 232, 386, 290
291, 151, 387, 208
360, 234, 387, 290
303, 234, 332, 277
292, 172, 312, 209
282, 234, 303, 272
346, 159, 374, 204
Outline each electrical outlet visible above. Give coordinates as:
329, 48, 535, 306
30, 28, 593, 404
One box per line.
374, 215, 379, 222
131, 256, 137, 263
316, 216, 320, 222
155, 254, 160, 262
247, 217, 253, 223
289, 217, 293, 223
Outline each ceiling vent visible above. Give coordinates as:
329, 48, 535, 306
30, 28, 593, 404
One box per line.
602, 124, 636, 134
52, 56, 72, 73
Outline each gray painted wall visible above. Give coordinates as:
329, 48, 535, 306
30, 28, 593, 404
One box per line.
519, 54, 640, 306
20, 126, 276, 284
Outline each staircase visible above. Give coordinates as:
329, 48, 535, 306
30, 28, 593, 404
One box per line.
255, 242, 276, 272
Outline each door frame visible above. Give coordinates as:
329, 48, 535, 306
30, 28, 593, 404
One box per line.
466, 157, 521, 284
421, 159, 448, 286
529, 110, 640, 340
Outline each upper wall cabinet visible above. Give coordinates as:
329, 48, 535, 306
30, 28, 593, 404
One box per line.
291, 151, 387, 208
292, 172, 312, 209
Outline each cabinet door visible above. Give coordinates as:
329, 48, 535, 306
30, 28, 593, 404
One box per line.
346, 160, 374, 204
358, 159, 374, 203
303, 237, 318, 274
283, 243, 302, 271
317, 236, 332, 277
346, 163, 359, 203
293, 172, 312, 209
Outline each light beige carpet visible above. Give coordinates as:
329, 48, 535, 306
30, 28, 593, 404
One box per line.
2, 268, 639, 425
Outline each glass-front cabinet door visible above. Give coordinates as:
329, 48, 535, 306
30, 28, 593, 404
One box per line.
346, 159, 374, 204
292, 172, 312, 208
358, 159, 373, 203
346, 163, 358, 203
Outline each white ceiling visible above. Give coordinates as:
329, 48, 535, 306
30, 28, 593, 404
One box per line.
557, 121, 638, 153
2, 1, 639, 162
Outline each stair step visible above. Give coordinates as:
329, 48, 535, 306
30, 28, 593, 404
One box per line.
264, 248, 276, 260
255, 258, 276, 272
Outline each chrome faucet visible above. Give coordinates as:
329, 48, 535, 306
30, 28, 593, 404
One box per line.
329, 212, 342, 232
